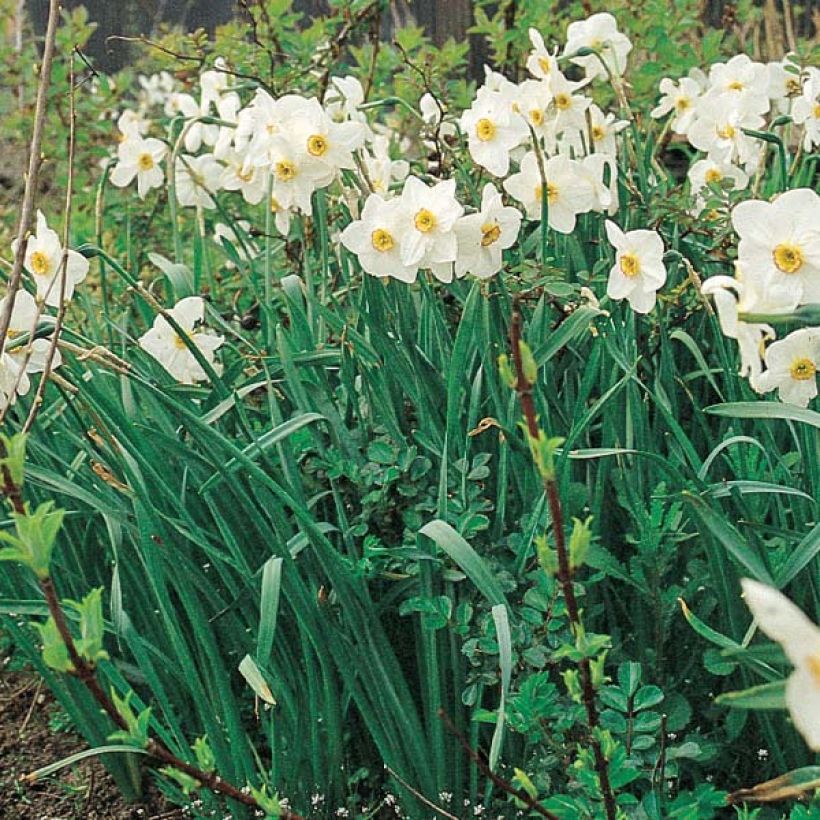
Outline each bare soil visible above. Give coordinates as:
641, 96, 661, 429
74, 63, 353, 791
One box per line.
0, 666, 173, 820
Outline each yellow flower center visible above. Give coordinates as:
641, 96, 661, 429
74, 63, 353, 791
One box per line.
674, 96, 691, 112
30, 250, 50, 276
773, 243, 804, 274
529, 109, 544, 127
174, 334, 189, 350
538, 56, 551, 74
275, 160, 297, 181
619, 252, 641, 277
814, 103, 820, 119
6, 328, 20, 340
705, 168, 723, 184
270, 195, 282, 213
554, 93, 571, 111
807, 653, 820, 684
789, 357, 817, 381
414, 209, 437, 233
717, 124, 736, 139
785, 78, 801, 95
138, 153, 155, 171
728, 80, 744, 91
475, 118, 496, 141
307, 134, 328, 157
371, 228, 394, 252
238, 166, 255, 182
591, 125, 605, 142
534, 183, 559, 204
480, 222, 501, 247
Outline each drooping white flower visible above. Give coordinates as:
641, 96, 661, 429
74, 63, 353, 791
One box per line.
741, 579, 820, 751
323, 75, 367, 124
503, 152, 595, 234
12, 211, 89, 308
755, 328, 820, 407
175, 154, 223, 209
212, 92, 242, 160
168, 92, 218, 153
563, 13, 632, 81
453, 184, 522, 280
396, 176, 463, 269
604, 221, 666, 314
110, 136, 167, 199
700, 268, 794, 387
138, 296, 224, 384
650, 77, 702, 134
460, 91, 527, 177
340, 194, 419, 283
732, 188, 820, 305
0, 289, 61, 373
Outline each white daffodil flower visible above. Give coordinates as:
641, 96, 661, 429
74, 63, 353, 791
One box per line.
138, 297, 224, 384
704, 54, 770, 116
361, 135, 409, 197
110, 135, 167, 199
651, 77, 702, 134
175, 154, 224, 209
741, 579, 820, 751
396, 176, 463, 269
219, 150, 268, 205
526, 28, 559, 81
116, 109, 149, 140
503, 152, 595, 234
588, 104, 628, 155
686, 101, 764, 170
732, 188, 820, 305
547, 70, 591, 135
604, 221, 667, 314
563, 13, 632, 81
0, 351, 29, 412
756, 328, 820, 407
12, 211, 89, 308
0, 289, 61, 373
453, 184, 522, 280
792, 67, 820, 151
340, 194, 419, 283
460, 91, 527, 177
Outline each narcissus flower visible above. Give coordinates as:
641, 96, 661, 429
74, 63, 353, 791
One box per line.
792, 67, 820, 150
340, 194, 419, 283
755, 328, 820, 407
453, 184, 522, 279
110, 135, 167, 198
175, 154, 223, 209
0, 352, 29, 412
460, 92, 527, 177
12, 211, 89, 308
651, 77, 702, 134
138, 297, 224, 384
604, 221, 666, 314
0, 289, 61, 373
741, 579, 820, 751
563, 13, 632, 81
396, 176, 463, 269
732, 188, 820, 304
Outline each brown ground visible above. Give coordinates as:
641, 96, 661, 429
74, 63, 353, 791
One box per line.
0, 667, 174, 820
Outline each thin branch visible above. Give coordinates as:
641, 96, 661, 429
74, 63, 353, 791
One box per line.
0, 0, 61, 357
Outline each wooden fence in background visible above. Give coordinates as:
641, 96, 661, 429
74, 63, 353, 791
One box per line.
25, 0, 819, 74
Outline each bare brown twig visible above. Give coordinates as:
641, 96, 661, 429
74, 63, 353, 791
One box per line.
509, 299, 617, 820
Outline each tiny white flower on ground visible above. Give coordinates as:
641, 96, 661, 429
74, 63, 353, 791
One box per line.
397, 176, 463, 269
340, 194, 419, 283
454, 184, 522, 280
741, 579, 820, 751
732, 187, 820, 305
12, 211, 89, 308
604, 221, 666, 314
110, 136, 167, 198
138, 297, 224, 384
755, 328, 820, 407
563, 12, 632, 81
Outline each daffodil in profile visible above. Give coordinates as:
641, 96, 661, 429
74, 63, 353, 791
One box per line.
12, 211, 89, 308
604, 221, 666, 314
138, 297, 224, 384
755, 328, 820, 407
741, 579, 820, 751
